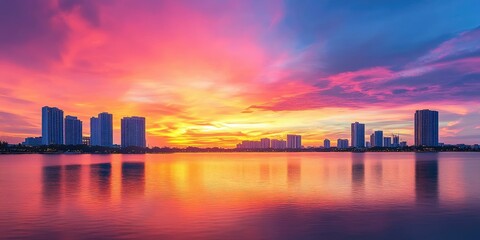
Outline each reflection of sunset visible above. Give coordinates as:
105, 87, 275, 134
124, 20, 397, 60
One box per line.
1, 154, 477, 216
1, 153, 480, 238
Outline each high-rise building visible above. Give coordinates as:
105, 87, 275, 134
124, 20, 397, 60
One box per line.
370, 133, 375, 147
287, 135, 302, 149
42, 106, 64, 145
271, 139, 286, 149
384, 137, 392, 148
337, 139, 349, 149
324, 139, 331, 149
392, 134, 400, 147
260, 138, 271, 149
414, 109, 439, 146
351, 122, 365, 148
121, 116, 146, 148
99, 112, 113, 147
90, 117, 100, 146
65, 116, 82, 145
374, 130, 384, 147
90, 113, 113, 147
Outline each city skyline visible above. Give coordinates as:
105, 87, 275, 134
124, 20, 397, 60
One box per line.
16, 106, 471, 148
0, 1, 479, 147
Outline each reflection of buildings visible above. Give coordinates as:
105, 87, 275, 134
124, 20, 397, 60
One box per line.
122, 162, 145, 197
415, 153, 439, 203
42, 165, 63, 204
64, 165, 82, 196
351, 154, 365, 191
42, 164, 83, 204
260, 163, 270, 182
90, 163, 112, 197
287, 159, 301, 187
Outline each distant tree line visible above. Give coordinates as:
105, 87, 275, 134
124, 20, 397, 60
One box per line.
0, 142, 479, 154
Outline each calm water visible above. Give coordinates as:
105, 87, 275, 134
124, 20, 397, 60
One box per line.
1, 153, 480, 240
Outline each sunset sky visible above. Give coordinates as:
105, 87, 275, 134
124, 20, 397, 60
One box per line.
0, 0, 479, 147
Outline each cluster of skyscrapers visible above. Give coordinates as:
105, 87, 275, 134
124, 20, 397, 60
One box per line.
323, 109, 439, 149
24, 106, 146, 148
236, 109, 439, 150
26, 107, 440, 150
236, 134, 302, 149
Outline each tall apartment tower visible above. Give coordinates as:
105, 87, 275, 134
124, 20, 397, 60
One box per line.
65, 116, 82, 145
374, 130, 384, 147
90, 112, 113, 147
286, 134, 302, 149
324, 139, 331, 149
90, 117, 100, 146
414, 109, 439, 146
42, 106, 64, 145
351, 122, 365, 148
271, 139, 286, 149
260, 138, 271, 149
392, 134, 400, 147
121, 116, 146, 148
337, 139, 349, 149
383, 137, 392, 148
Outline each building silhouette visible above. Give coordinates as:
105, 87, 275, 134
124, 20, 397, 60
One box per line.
90, 117, 100, 146
271, 139, 286, 149
337, 139, 349, 149
90, 112, 113, 147
383, 137, 392, 148
373, 130, 384, 147
65, 116, 82, 145
351, 122, 365, 148
415, 109, 439, 146
82, 136, 91, 146
121, 116, 146, 148
42, 106, 64, 145
99, 113, 113, 147
23, 136, 42, 146
392, 134, 400, 147
324, 139, 330, 149
260, 138, 271, 149
287, 134, 302, 149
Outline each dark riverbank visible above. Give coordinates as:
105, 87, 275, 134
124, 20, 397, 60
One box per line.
0, 143, 479, 154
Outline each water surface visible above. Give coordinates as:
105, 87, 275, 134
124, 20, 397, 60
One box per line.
1, 152, 480, 239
